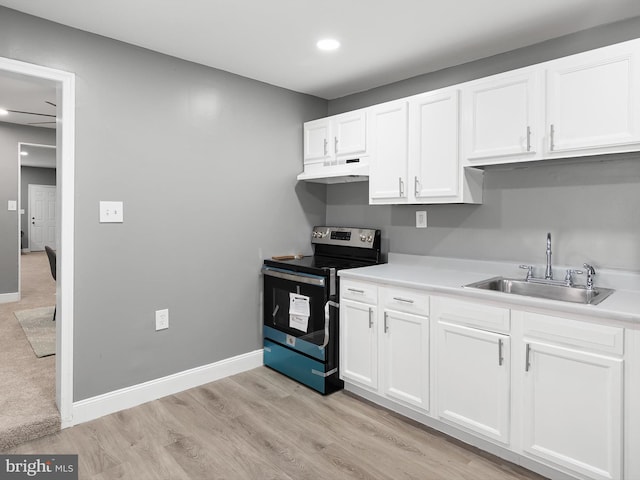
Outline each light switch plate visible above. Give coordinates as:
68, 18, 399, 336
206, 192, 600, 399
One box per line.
7, 200, 17, 211
99, 201, 124, 223
155, 309, 169, 331
416, 210, 427, 228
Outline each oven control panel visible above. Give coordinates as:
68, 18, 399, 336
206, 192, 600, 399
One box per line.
311, 226, 379, 248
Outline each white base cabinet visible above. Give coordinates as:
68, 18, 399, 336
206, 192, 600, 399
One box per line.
339, 282, 637, 480
516, 311, 624, 480
432, 296, 511, 445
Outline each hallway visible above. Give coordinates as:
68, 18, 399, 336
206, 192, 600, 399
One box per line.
0, 251, 59, 450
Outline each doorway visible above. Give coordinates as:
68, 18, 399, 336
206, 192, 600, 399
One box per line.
0, 56, 75, 427
28, 184, 57, 252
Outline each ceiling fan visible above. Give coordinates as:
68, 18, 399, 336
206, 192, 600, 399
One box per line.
2, 100, 57, 126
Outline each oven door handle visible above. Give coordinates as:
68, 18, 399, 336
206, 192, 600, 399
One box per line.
262, 266, 326, 287
322, 300, 339, 349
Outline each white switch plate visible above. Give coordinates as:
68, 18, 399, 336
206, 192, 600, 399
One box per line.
416, 210, 427, 228
155, 309, 169, 331
7, 200, 17, 211
99, 201, 124, 223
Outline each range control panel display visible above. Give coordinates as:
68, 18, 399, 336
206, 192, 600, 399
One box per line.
311, 226, 379, 248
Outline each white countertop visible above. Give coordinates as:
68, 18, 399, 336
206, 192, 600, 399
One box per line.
339, 254, 640, 328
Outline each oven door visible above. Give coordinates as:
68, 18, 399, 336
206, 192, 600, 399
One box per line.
262, 266, 338, 363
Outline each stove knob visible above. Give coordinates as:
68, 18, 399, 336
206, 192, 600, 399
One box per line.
312, 231, 318, 238
367, 235, 373, 243
360, 234, 366, 242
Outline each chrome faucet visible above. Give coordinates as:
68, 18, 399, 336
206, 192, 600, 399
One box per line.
545, 232, 553, 280
583, 263, 596, 290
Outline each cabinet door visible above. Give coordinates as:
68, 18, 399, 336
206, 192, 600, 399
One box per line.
334, 110, 366, 159
410, 89, 459, 200
522, 341, 623, 480
381, 309, 429, 411
368, 101, 409, 203
463, 70, 540, 163
436, 321, 510, 444
546, 41, 640, 154
303, 118, 330, 163
340, 299, 377, 389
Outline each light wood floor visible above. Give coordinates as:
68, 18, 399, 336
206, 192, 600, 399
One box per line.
7, 367, 547, 480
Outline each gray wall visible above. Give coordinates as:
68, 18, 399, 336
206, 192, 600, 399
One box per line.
0, 7, 327, 400
0, 122, 55, 294
21, 165, 56, 249
327, 16, 640, 272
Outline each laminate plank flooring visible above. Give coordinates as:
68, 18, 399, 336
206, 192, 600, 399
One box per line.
6, 367, 548, 479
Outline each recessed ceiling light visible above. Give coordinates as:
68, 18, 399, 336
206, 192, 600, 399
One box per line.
0, 108, 8, 115
20, 151, 28, 156
317, 38, 340, 51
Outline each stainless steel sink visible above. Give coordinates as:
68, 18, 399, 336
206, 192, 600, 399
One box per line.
464, 277, 615, 305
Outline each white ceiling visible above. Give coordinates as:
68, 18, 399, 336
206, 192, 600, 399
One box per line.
0, 74, 56, 129
1, 0, 640, 101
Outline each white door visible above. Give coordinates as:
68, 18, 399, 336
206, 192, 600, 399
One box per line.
546, 41, 640, 154
303, 118, 331, 164
382, 309, 429, 411
522, 341, 623, 480
340, 299, 378, 389
462, 69, 540, 163
368, 100, 409, 203
410, 89, 460, 200
28, 184, 56, 252
436, 321, 511, 444
333, 110, 367, 159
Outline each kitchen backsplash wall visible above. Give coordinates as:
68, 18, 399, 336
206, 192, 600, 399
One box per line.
326, 154, 640, 272
326, 15, 640, 273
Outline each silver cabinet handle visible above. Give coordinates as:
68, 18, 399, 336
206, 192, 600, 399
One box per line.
384, 312, 388, 333
414, 176, 420, 197
398, 177, 405, 197
526, 125, 531, 152
393, 297, 414, 304
323, 138, 328, 156
550, 124, 555, 151
525, 343, 531, 372
334, 136, 338, 154
368, 307, 373, 328
498, 338, 504, 366
347, 288, 365, 294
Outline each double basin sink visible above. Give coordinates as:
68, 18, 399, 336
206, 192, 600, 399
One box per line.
464, 277, 614, 306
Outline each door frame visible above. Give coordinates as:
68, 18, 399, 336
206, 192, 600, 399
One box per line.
27, 183, 57, 252
4, 56, 75, 428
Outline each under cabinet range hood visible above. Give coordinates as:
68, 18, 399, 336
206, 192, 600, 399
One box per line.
296, 158, 369, 184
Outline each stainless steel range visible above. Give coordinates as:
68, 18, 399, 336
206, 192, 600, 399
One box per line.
261, 226, 382, 394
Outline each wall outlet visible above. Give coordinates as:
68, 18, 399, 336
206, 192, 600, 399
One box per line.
99, 201, 124, 223
416, 210, 427, 228
155, 309, 169, 331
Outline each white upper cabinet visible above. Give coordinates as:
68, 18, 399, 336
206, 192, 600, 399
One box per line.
368, 100, 409, 203
410, 89, 461, 200
462, 38, 640, 166
462, 69, 542, 165
303, 110, 367, 166
546, 41, 640, 155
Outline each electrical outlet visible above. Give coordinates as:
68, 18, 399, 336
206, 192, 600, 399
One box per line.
155, 309, 169, 331
99, 201, 124, 223
416, 210, 427, 228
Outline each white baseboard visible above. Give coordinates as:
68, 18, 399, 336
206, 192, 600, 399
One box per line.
21, 248, 30, 254
69, 349, 263, 427
0, 292, 20, 304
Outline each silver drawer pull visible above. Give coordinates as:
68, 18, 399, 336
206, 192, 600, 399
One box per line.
498, 339, 504, 366
393, 297, 414, 304
348, 288, 365, 294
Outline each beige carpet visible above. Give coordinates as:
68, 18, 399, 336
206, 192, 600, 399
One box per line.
0, 252, 60, 451
15, 306, 56, 358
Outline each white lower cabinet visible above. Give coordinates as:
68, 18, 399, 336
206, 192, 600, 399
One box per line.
340, 281, 633, 480
340, 298, 378, 390
517, 311, 624, 480
432, 296, 511, 444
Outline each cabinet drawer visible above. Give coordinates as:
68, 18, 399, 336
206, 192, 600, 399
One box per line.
522, 311, 624, 356
431, 296, 510, 333
381, 287, 429, 316
340, 280, 377, 305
